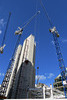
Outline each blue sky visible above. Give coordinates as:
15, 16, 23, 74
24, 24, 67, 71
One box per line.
0, 0, 67, 87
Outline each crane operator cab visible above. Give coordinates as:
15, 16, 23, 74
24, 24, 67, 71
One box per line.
15, 27, 23, 35
49, 26, 60, 37
0, 44, 6, 54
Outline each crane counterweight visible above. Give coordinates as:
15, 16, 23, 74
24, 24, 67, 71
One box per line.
49, 26, 59, 37
15, 27, 23, 35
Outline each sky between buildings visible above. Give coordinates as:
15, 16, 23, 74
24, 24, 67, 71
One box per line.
0, 0, 67, 87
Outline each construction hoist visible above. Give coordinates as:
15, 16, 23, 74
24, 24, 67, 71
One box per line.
40, 0, 67, 98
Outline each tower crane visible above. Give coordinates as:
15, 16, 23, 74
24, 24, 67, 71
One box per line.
7, 11, 40, 79
40, 0, 67, 98
0, 12, 11, 54
5, 10, 40, 70
0, 11, 40, 99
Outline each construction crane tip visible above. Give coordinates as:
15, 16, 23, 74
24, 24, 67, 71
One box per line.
37, 11, 40, 14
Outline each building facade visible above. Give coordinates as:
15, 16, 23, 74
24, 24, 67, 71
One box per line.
10, 34, 36, 98
0, 34, 36, 99
53, 68, 67, 92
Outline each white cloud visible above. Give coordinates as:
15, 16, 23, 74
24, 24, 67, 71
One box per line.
51, 40, 54, 45
0, 73, 1, 76
48, 73, 54, 79
0, 18, 6, 34
0, 30, 2, 34
0, 73, 5, 76
35, 75, 46, 81
0, 19, 5, 27
51, 39, 67, 46
35, 73, 55, 82
62, 39, 67, 43
2, 73, 4, 76
0, 18, 6, 29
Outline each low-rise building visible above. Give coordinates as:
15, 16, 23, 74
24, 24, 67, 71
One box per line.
53, 74, 63, 91
28, 83, 65, 99
53, 68, 67, 92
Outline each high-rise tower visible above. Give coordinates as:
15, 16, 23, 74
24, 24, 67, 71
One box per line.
11, 34, 36, 98
0, 34, 36, 99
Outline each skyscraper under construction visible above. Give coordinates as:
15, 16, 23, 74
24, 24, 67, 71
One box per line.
0, 34, 36, 99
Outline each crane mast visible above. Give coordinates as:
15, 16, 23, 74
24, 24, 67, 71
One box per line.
49, 26, 67, 97
40, 0, 67, 98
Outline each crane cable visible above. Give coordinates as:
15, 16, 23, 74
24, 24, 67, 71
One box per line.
1, 12, 11, 46
34, 0, 38, 37
34, 0, 40, 84
40, 0, 53, 27
20, 11, 40, 28
22, 11, 40, 30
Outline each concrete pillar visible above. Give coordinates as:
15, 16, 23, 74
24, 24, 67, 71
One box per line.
27, 91, 29, 98
43, 85, 45, 99
50, 84, 53, 99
